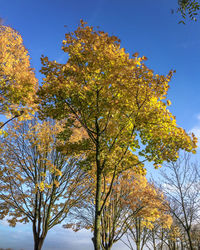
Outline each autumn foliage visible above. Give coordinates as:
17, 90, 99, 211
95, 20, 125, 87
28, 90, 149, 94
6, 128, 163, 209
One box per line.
0, 119, 89, 250
0, 26, 38, 117
0, 21, 198, 250
39, 21, 197, 165
38, 20, 197, 250
66, 169, 172, 250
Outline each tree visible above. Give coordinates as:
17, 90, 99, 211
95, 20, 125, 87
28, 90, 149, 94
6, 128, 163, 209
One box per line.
121, 174, 172, 250
176, 0, 200, 24
0, 26, 38, 128
0, 118, 89, 250
38, 20, 197, 250
190, 223, 200, 249
152, 222, 182, 250
66, 169, 171, 250
160, 153, 200, 250
66, 169, 146, 250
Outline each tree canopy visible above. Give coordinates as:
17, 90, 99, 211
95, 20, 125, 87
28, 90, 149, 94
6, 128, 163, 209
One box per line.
0, 118, 89, 250
67, 169, 172, 250
38, 20, 197, 250
0, 26, 38, 118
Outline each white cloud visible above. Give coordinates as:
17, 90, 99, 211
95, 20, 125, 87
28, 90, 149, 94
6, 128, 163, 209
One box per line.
190, 127, 200, 138
190, 127, 200, 148
0, 219, 9, 226
188, 113, 200, 149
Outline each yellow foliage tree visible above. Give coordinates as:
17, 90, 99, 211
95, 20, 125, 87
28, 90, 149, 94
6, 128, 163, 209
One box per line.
0, 26, 38, 128
66, 169, 172, 250
0, 118, 89, 250
117, 171, 172, 250
38, 20, 197, 250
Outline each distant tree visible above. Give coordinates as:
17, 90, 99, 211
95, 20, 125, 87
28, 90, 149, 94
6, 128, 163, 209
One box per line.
66, 170, 172, 250
160, 153, 200, 250
0, 118, 89, 250
190, 223, 200, 248
154, 221, 182, 250
122, 176, 172, 250
0, 248, 13, 250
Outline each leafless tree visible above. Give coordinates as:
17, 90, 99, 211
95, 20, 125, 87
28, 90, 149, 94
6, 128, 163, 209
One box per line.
160, 153, 200, 250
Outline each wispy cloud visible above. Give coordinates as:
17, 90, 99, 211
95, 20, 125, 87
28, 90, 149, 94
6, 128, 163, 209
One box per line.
179, 40, 200, 49
0, 219, 9, 226
189, 113, 200, 148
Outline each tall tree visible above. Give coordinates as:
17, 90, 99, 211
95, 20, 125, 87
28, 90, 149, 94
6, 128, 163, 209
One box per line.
38, 21, 197, 250
0, 118, 88, 250
0, 26, 38, 121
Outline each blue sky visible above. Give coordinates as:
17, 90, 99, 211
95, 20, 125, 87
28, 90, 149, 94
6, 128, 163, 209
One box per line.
1, 0, 200, 249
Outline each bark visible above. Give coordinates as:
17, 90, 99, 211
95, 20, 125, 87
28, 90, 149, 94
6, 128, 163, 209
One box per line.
152, 229, 156, 250
102, 244, 112, 250
94, 166, 102, 250
34, 237, 45, 250
181, 240, 185, 250
160, 229, 164, 250
33, 210, 47, 250
94, 88, 102, 250
136, 241, 140, 250
186, 230, 194, 250
136, 219, 141, 250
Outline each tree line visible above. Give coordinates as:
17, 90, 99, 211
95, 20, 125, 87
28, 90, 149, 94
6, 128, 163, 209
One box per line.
0, 21, 198, 250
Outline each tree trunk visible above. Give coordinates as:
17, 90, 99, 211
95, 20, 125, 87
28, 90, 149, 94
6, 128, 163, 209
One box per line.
94, 165, 102, 250
34, 237, 45, 250
94, 93, 102, 250
33, 225, 46, 250
181, 240, 184, 250
152, 229, 156, 250
160, 229, 164, 250
185, 230, 193, 250
173, 241, 176, 250
136, 219, 141, 250
136, 241, 140, 250
102, 244, 112, 250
